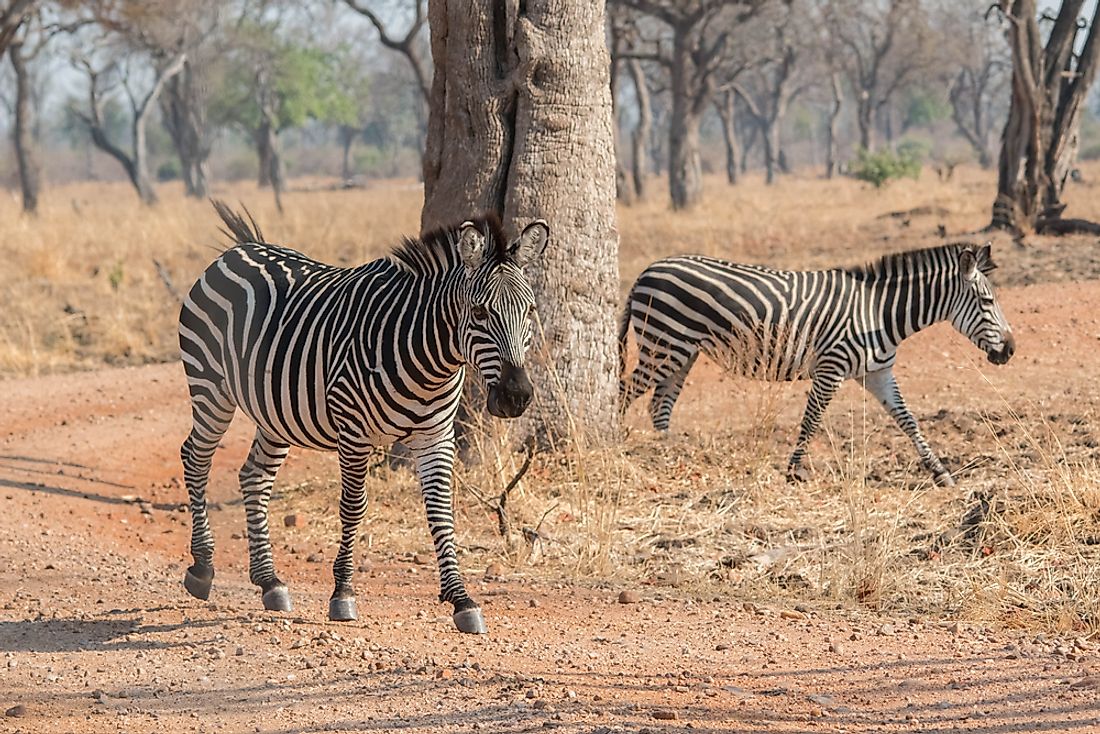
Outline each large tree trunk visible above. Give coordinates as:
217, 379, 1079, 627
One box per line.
423, 0, 619, 445
668, 28, 702, 210
825, 72, 843, 179
9, 39, 39, 215
715, 89, 739, 185
628, 58, 651, 199
992, 0, 1100, 232
161, 62, 210, 198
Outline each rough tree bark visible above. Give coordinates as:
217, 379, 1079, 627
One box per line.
8, 36, 39, 214
422, 0, 620, 444
991, 0, 1100, 233
609, 47, 634, 203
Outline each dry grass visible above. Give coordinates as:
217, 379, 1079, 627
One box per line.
3, 166, 1099, 633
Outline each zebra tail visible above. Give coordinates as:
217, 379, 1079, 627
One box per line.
617, 292, 632, 380
211, 199, 267, 245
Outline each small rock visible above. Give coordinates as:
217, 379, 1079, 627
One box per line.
306, 553, 324, 563
828, 640, 845, 654
877, 623, 896, 636
484, 563, 504, 578
617, 590, 641, 605
235, 646, 245, 656
780, 609, 806, 621
528, 599, 540, 608
284, 514, 305, 528
715, 643, 730, 651
533, 699, 549, 710
652, 710, 677, 720
5, 705, 26, 718
1069, 677, 1100, 690
413, 553, 432, 566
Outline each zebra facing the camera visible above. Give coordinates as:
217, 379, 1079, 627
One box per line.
178, 203, 548, 634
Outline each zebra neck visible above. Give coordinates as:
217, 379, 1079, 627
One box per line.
869, 269, 957, 342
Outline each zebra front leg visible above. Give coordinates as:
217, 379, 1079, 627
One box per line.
410, 435, 485, 634
328, 438, 371, 621
861, 369, 955, 487
181, 396, 236, 601
787, 373, 843, 482
239, 430, 292, 611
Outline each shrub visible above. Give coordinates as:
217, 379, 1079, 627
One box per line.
851, 144, 923, 188
156, 159, 181, 182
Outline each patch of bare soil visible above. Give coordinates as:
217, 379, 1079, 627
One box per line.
2, 280, 1100, 733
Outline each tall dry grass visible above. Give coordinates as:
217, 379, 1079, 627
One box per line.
3, 166, 1099, 633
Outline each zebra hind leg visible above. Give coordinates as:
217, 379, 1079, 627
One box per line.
411, 436, 486, 634
238, 430, 293, 611
787, 373, 844, 482
181, 388, 236, 602
328, 439, 371, 621
648, 351, 699, 432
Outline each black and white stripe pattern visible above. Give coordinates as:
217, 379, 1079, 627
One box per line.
620, 243, 1015, 485
179, 204, 548, 633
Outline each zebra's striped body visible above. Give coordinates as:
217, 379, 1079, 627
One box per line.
180, 205, 548, 633
620, 243, 1015, 485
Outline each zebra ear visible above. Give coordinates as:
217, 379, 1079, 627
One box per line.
959, 247, 978, 281
507, 220, 549, 268
976, 242, 997, 274
457, 222, 487, 271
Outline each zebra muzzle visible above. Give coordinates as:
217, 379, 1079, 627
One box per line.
987, 332, 1015, 365
486, 363, 533, 418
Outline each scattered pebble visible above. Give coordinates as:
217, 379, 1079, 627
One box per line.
5, 705, 26, 718
306, 553, 324, 563
284, 514, 306, 528
780, 609, 806, 621
617, 590, 640, 605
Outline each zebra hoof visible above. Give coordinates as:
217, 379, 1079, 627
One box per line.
183, 565, 214, 601
262, 585, 293, 612
933, 471, 956, 488
328, 597, 358, 622
786, 465, 811, 483
452, 607, 487, 635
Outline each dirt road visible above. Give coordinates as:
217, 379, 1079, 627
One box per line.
2, 280, 1100, 733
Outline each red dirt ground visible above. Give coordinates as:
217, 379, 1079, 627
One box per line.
2, 279, 1100, 733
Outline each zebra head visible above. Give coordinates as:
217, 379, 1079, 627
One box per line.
455, 218, 550, 418
950, 243, 1015, 365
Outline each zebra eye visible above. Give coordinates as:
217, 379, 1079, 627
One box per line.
526, 304, 536, 317
471, 304, 489, 322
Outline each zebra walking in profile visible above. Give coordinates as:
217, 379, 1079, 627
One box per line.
180, 203, 548, 634
619, 243, 1015, 486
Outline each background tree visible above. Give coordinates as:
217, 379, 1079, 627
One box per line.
422, 0, 620, 443
824, 0, 933, 152
209, 24, 354, 210
71, 46, 186, 205
991, 0, 1100, 234
613, 0, 762, 209
0, 0, 37, 57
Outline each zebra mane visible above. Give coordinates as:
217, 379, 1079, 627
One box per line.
389, 212, 509, 274
845, 242, 996, 280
